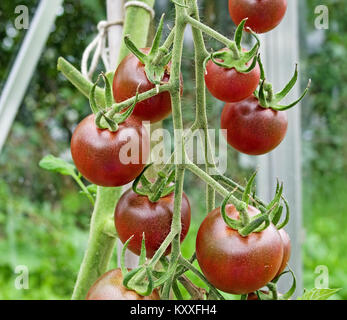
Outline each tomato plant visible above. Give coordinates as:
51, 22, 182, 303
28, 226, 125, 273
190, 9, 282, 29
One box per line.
221, 95, 288, 155
71, 113, 149, 187
86, 269, 160, 300
228, 0, 288, 34
49, 0, 317, 302
115, 188, 191, 258
196, 204, 284, 294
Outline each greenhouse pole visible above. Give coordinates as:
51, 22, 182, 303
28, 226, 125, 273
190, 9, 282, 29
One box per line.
257, 0, 303, 296
0, 0, 64, 153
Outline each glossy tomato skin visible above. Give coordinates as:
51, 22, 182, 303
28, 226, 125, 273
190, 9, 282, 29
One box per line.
196, 205, 284, 295
228, 0, 287, 34
221, 96, 288, 155
71, 114, 149, 187
86, 269, 160, 300
205, 50, 260, 103
115, 188, 191, 258
113, 48, 182, 123
275, 229, 291, 277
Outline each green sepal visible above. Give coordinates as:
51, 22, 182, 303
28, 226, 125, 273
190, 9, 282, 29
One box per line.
120, 235, 134, 277
124, 14, 173, 86
279, 268, 297, 300
138, 233, 147, 266
239, 213, 269, 236
242, 171, 257, 207
220, 192, 243, 230
256, 56, 311, 111
207, 18, 259, 73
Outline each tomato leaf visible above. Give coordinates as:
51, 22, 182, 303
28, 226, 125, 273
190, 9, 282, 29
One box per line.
297, 288, 341, 300
39, 155, 76, 177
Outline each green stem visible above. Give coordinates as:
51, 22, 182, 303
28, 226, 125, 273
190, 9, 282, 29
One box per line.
185, 14, 233, 48
186, 161, 229, 198
72, 173, 95, 205
71, 187, 121, 300
161, 4, 187, 299
108, 83, 172, 117
57, 57, 105, 107
188, 0, 216, 213
178, 256, 225, 300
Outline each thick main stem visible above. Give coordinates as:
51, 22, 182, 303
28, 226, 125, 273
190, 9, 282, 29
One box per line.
71, 0, 155, 299
161, 4, 187, 299
72, 187, 120, 299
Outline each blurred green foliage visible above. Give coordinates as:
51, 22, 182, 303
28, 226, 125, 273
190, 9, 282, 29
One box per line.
0, 0, 346, 299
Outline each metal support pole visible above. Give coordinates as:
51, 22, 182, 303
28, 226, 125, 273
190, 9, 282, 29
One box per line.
0, 0, 64, 153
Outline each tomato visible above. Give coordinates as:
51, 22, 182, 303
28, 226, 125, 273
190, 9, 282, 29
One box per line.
228, 0, 287, 34
196, 205, 284, 295
115, 188, 191, 258
86, 268, 160, 300
221, 96, 288, 155
205, 49, 260, 103
113, 48, 183, 123
275, 229, 291, 277
71, 114, 149, 187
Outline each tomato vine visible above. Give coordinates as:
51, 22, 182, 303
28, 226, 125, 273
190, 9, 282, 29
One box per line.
48, 0, 317, 300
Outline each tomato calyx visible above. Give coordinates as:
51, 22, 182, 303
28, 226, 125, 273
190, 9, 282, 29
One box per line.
255, 56, 311, 111
120, 234, 157, 296
132, 163, 176, 203
124, 14, 173, 87
205, 19, 260, 74
252, 268, 297, 300
89, 72, 139, 131
220, 172, 289, 236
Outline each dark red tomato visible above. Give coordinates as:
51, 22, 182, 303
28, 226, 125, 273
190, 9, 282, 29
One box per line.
113, 48, 183, 123
221, 96, 288, 155
275, 229, 291, 278
71, 114, 149, 187
86, 268, 160, 300
228, 0, 287, 34
205, 49, 260, 103
115, 188, 191, 258
196, 205, 284, 295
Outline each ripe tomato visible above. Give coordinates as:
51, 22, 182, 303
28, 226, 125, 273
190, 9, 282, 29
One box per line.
228, 0, 287, 34
221, 96, 288, 155
71, 114, 149, 187
196, 205, 284, 295
275, 229, 291, 278
205, 50, 260, 103
115, 188, 191, 258
86, 268, 160, 300
113, 48, 182, 123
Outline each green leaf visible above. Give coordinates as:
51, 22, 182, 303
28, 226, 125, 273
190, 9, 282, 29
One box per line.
297, 288, 341, 300
39, 155, 76, 176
